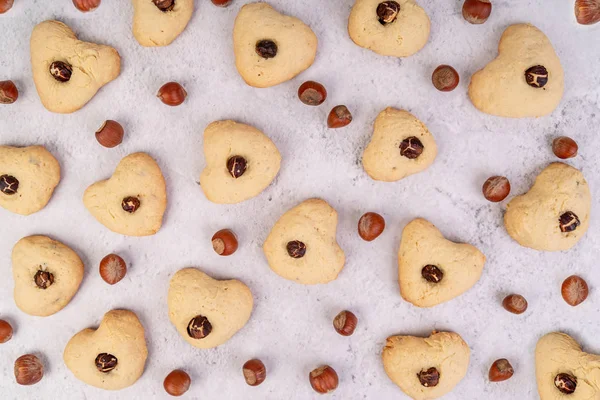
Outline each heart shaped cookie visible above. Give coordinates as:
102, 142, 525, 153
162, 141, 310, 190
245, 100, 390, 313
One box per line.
263, 198, 345, 285
536, 332, 600, 398
233, 3, 318, 88
0, 145, 60, 215
12, 235, 83, 317
468, 24, 564, 118
348, 0, 431, 57
84, 153, 167, 236
362, 108, 437, 182
64, 310, 148, 391
168, 268, 253, 349
398, 218, 485, 307
199, 120, 281, 204
31, 20, 121, 114
505, 163, 591, 251
382, 331, 470, 399
132, 0, 194, 47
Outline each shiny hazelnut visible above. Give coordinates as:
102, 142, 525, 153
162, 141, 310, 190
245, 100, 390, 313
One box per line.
559, 211, 580, 233
73, 0, 101, 12
122, 196, 141, 213
432, 65, 459, 92
358, 212, 385, 241
377, 1, 400, 25
14, 354, 44, 385
243, 359, 266, 386
561, 275, 588, 307
327, 105, 353, 128
227, 156, 248, 178
555, 373, 577, 394
552, 136, 578, 159
489, 359, 514, 382
0, 319, 13, 343
95, 120, 124, 148
0, 0, 14, 14
400, 136, 424, 159
417, 367, 440, 387
212, 0, 232, 6
333, 310, 358, 336
187, 315, 212, 339
575, 0, 600, 25
49, 61, 73, 82
482, 176, 510, 202
212, 229, 238, 256
153, 0, 174, 11
286, 240, 306, 258
309, 365, 339, 394
502, 294, 528, 314
99, 254, 127, 285
255, 40, 278, 59
157, 82, 187, 106
422, 265, 443, 283
298, 81, 327, 106
95, 353, 117, 372
164, 369, 191, 396
462, 0, 492, 24
525, 65, 549, 88
0, 80, 18, 104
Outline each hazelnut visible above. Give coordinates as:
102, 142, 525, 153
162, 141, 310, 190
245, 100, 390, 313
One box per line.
555, 373, 577, 394
0, 174, 19, 195
0, 319, 13, 343
34, 270, 54, 289
49, 61, 73, 82
309, 365, 339, 394
422, 265, 443, 283
462, 0, 492, 24
286, 240, 306, 258
122, 196, 141, 213
327, 105, 353, 129
561, 275, 588, 307
255, 40, 278, 59
552, 136, 578, 159
377, 1, 400, 25
432, 65, 459, 92
227, 156, 248, 178
73, 0, 101, 12
400, 136, 424, 159
153, 0, 174, 11
95, 120, 124, 148
489, 359, 514, 382
212, 229, 238, 256
559, 211, 580, 233
242, 359, 266, 386
211, 0, 232, 6
575, 0, 600, 25
298, 81, 327, 106
164, 369, 191, 396
502, 294, 528, 314
157, 82, 187, 106
14, 354, 44, 385
482, 176, 510, 202
333, 310, 358, 336
0, 80, 18, 104
525, 65, 548, 88
187, 315, 212, 339
99, 254, 127, 285
358, 212, 385, 241
0, 0, 14, 14
417, 367, 440, 387
95, 353, 118, 372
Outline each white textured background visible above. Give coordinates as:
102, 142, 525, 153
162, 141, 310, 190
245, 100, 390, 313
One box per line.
1, 0, 600, 399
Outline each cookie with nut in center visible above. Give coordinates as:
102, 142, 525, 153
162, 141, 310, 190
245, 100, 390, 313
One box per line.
132, 0, 194, 47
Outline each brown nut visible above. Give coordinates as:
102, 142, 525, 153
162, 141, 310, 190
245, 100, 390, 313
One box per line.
462, 0, 492, 24
73, 0, 101, 12
14, 354, 44, 385
377, 1, 400, 25
298, 81, 327, 106
327, 105, 353, 128
489, 359, 514, 382
575, 0, 600, 25
422, 265, 443, 283
0, 0, 14, 14
286, 240, 306, 258
153, 0, 174, 11
255, 40, 278, 59
95, 353, 118, 372
243, 359, 266, 386
309, 365, 339, 394
95, 120, 124, 148
417, 367, 440, 387
0, 80, 18, 104
0, 319, 13, 343
49, 61, 73, 82
187, 315, 212, 339
157, 82, 187, 106
358, 212, 385, 241
333, 310, 358, 336
122, 196, 141, 213
212, 229, 238, 256
227, 155, 248, 178
99, 254, 127, 285
561, 275, 589, 307
164, 369, 191, 396
552, 136, 578, 159
482, 176, 510, 202
432, 65, 459, 92
400, 136, 424, 159
555, 373, 577, 394
502, 294, 528, 314
212, 0, 232, 6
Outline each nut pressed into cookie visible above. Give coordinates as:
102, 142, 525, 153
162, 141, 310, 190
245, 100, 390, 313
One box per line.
398, 218, 486, 307
0, 145, 60, 215
233, 2, 318, 88
468, 24, 564, 118
348, 0, 431, 57
199, 120, 281, 204
30, 20, 121, 114
132, 0, 194, 47
64, 310, 148, 391
362, 108, 437, 182
263, 198, 346, 285
504, 163, 591, 252
382, 331, 470, 399
168, 268, 253, 349
12, 235, 83, 317
84, 153, 167, 236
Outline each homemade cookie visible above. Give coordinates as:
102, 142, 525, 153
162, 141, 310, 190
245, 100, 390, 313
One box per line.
0, 145, 60, 215
536, 332, 600, 398
233, 3, 318, 88
132, 0, 194, 47
168, 268, 253, 349
31, 20, 121, 114
504, 163, 590, 251
84, 153, 167, 236
12, 235, 83, 317
398, 218, 486, 307
348, 0, 431, 57
199, 120, 281, 204
362, 108, 437, 182
468, 24, 564, 118
383, 331, 470, 399
64, 310, 148, 391
263, 199, 345, 285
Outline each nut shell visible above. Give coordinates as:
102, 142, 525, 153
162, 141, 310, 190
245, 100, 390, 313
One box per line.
462, 0, 492, 24
73, 0, 101, 12
489, 359, 514, 382
298, 81, 327, 106
14, 354, 44, 386
552, 136, 578, 159
163, 369, 191, 396
211, 229, 238, 256
0, 319, 13, 343
211, 0, 232, 6
432, 65, 459, 92
309, 365, 339, 394
327, 105, 353, 129
333, 310, 358, 336
95, 120, 124, 148
561, 275, 588, 306
0, 80, 18, 104
502, 294, 528, 314
99, 254, 127, 285
0, 0, 14, 14
482, 176, 510, 202
575, 0, 600, 25
157, 82, 187, 106
358, 212, 385, 241
243, 359, 267, 386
